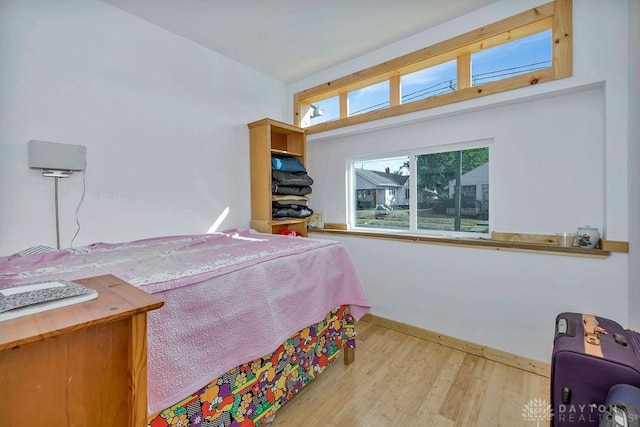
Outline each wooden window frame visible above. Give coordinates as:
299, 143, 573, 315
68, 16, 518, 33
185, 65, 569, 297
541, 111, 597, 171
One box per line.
294, 0, 571, 134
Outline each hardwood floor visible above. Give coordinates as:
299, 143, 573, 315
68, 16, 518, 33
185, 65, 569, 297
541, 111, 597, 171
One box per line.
274, 321, 550, 426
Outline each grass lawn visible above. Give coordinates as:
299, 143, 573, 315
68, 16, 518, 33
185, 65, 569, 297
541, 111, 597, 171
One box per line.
355, 209, 488, 233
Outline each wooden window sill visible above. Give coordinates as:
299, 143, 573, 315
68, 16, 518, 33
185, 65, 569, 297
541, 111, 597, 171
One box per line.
308, 227, 627, 258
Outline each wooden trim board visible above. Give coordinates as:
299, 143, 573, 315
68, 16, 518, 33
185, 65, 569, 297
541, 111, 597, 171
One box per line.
309, 227, 613, 258
323, 222, 348, 230
601, 239, 629, 253
361, 313, 551, 377
493, 231, 629, 253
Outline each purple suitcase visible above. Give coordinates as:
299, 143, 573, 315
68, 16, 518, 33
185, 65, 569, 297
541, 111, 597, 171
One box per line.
552, 312, 640, 426
600, 384, 640, 427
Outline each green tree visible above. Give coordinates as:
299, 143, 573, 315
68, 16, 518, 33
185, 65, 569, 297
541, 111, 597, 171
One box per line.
411, 148, 488, 197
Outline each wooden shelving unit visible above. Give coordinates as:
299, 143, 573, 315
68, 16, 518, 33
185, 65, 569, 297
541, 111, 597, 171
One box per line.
248, 118, 308, 236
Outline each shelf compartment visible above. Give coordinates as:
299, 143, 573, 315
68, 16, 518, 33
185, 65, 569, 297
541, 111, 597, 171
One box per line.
271, 148, 303, 157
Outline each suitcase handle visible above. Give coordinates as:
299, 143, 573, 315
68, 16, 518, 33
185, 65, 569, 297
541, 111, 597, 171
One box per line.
585, 331, 600, 345
583, 316, 607, 346
555, 316, 576, 341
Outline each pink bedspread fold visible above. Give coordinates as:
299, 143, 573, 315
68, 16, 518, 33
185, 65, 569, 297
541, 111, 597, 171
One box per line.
0, 229, 370, 414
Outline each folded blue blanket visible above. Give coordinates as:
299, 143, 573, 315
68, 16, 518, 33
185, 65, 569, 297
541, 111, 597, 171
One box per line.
272, 156, 307, 173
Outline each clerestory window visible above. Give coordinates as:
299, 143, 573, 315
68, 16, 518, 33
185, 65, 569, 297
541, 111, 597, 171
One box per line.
295, 0, 571, 133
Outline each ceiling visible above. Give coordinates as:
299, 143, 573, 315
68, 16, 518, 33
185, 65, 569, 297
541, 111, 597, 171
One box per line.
103, 0, 497, 83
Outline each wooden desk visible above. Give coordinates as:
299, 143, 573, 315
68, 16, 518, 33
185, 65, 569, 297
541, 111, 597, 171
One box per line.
0, 274, 163, 427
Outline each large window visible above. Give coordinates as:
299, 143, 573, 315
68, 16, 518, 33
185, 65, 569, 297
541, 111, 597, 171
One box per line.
351, 143, 490, 236
295, 0, 571, 133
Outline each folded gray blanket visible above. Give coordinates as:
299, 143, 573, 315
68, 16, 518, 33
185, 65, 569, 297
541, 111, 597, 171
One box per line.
272, 170, 314, 187
272, 205, 313, 219
271, 184, 312, 196
273, 199, 308, 207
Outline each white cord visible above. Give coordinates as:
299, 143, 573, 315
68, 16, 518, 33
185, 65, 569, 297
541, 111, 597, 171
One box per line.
54, 177, 60, 250
70, 148, 87, 248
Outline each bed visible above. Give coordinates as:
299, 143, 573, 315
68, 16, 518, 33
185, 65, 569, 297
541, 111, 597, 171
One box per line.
0, 229, 370, 426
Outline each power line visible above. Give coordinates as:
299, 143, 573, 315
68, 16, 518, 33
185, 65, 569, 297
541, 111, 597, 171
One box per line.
316, 60, 552, 120
472, 60, 551, 78
472, 60, 551, 84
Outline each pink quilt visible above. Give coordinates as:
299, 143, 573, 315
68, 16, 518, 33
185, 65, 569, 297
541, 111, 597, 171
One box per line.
0, 229, 370, 414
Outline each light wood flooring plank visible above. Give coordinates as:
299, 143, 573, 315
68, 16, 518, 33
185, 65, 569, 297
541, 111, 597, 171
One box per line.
274, 321, 550, 426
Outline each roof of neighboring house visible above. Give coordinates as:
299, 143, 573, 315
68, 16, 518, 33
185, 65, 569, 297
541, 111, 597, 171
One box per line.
445, 162, 489, 189
355, 169, 408, 189
372, 170, 409, 186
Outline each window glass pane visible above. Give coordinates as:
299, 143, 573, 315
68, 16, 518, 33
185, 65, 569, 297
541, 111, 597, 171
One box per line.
354, 156, 409, 230
309, 96, 339, 126
348, 81, 390, 117
416, 147, 489, 234
401, 59, 457, 103
471, 30, 552, 86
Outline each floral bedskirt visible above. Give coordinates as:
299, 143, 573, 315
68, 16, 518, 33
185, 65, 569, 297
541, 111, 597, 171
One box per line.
148, 305, 356, 427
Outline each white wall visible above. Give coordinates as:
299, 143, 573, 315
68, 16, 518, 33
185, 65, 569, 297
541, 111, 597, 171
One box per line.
0, 0, 288, 254
311, 88, 624, 363
289, 0, 632, 362
628, 0, 640, 329
312, 89, 605, 236
1, 0, 633, 364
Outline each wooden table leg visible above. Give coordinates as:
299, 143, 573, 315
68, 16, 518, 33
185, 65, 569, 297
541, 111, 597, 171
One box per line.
343, 347, 355, 365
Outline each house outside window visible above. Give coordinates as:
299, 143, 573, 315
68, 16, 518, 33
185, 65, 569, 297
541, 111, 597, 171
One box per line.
350, 142, 490, 236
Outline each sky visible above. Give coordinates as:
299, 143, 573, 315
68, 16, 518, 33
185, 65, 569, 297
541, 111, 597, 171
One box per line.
355, 156, 409, 176
310, 29, 553, 147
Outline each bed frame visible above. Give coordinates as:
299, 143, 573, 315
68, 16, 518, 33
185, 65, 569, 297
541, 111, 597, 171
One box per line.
148, 305, 357, 426
0, 230, 369, 427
